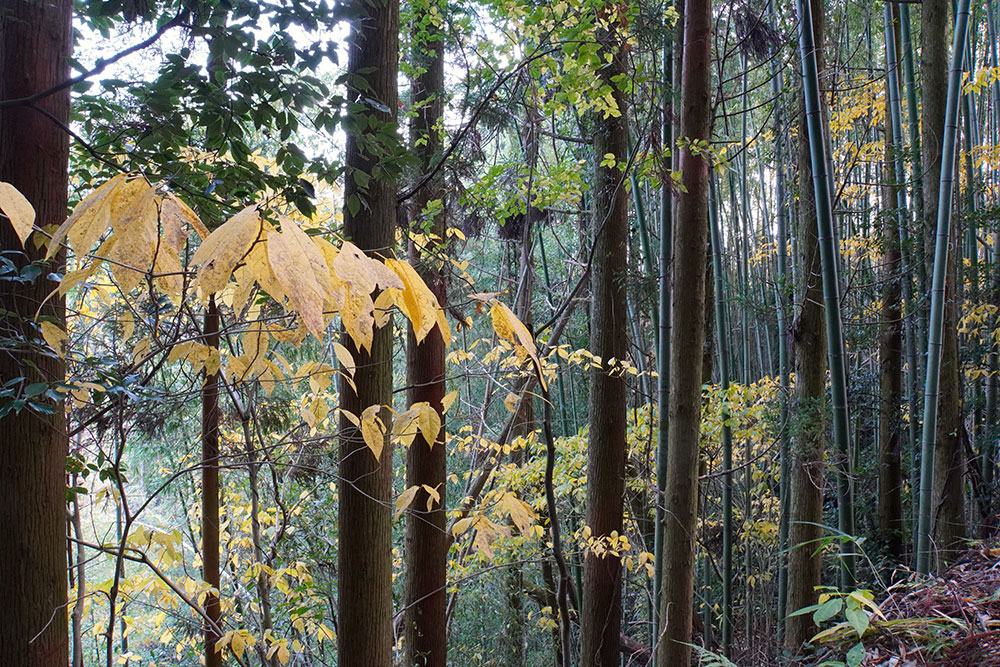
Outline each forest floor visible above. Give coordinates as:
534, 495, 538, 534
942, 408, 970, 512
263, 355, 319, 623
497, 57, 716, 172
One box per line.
849, 542, 1000, 666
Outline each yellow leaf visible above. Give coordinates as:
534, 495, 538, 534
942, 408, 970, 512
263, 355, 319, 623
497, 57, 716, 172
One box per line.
384, 258, 439, 343
395, 485, 420, 520
244, 223, 285, 303
441, 390, 458, 413
267, 218, 332, 339
503, 392, 520, 413
132, 337, 151, 363
39, 321, 68, 357
360, 404, 385, 461
340, 289, 375, 353
331, 241, 404, 295
299, 361, 334, 394
499, 492, 537, 536
152, 244, 184, 300
392, 401, 440, 447
301, 395, 328, 430
191, 204, 261, 295
231, 632, 245, 659
57, 264, 99, 297
490, 301, 546, 389
436, 308, 452, 347
47, 174, 127, 259
120, 314, 134, 340
416, 402, 441, 446
0, 182, 35, 246
372, 289, 394, 329
332, 342, 355, 377
160, 193, 206, 247
242, 323, 270, 375
452, 516, 475, 538
329, 242, 402, 351
107, 182, 158, 293
421, 483, 441, 511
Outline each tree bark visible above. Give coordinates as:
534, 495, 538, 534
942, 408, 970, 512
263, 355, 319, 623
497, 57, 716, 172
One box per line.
403, 0, 448, 663
916, 0, 970, 573
202, 297, 222, 667
580, 22, 629, 667
656, 0, 712, 663
0, 0, 72, 664
932, 201, 966, 563
879, 5, 905, 563
338, 0, 399, 662
784, 0, 827, 648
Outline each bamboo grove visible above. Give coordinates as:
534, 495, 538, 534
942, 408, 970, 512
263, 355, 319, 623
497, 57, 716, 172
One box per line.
2, 0, 1000, 663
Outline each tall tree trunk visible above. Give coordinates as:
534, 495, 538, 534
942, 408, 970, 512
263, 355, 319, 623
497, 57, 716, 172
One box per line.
879, 3, 905, 563
0, 0, 71, 664
656, 0, 711, 662
917, 0, 970, 573
403, 0, 448, 663
202, 297, 222, 667
580, 22, 629, 667
932, 190, 966, 563
784, 0, 828, 648
797, 0, 855, 586
921, 0, 949, 287
338, 0, 399, 661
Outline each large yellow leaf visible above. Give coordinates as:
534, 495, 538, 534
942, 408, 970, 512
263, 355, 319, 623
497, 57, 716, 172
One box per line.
152, 244, 184, 301
266, 218, 332, 340
0, 182, 35, 247
490, 301, 546, 388
441, 390, 458, 413
421, 484, 441, 511
330, 241, 403, 294
107, 182, 158, 293
498, 492, 537, 537
160, 193, 207, 248
241, 323, 270, 377
340, 290, 374, 352
416, 402, 442, 445
360, 404, 386, 461
243, 223, 285, 303
47, 174, 127, 259
300, 395, 328, 430
191, 205, 261, 295
39, 321, 68, 358
384, 258, 441, 344
394, 485, 421, 520
332, 342, 355, 377
392, 401, 441, 448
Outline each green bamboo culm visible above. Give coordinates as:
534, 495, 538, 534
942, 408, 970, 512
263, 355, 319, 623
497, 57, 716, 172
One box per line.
916, 0, 971, 575
768, 0, 790, 630
652, 23, 672, 645
709, 173, 734, 656
794, 0, 856, 584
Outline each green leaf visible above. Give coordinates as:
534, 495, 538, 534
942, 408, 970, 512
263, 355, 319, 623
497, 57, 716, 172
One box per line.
352, 169, 371, 189
844, 606, 869, 638
846, 641, 865, 667
347, 194, 361, 217
24, 382, 47, 398
813, 598, 843, 625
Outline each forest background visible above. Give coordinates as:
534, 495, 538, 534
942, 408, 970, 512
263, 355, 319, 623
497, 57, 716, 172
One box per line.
0, 0, 994, 664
